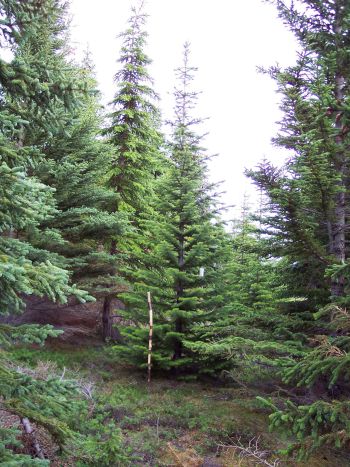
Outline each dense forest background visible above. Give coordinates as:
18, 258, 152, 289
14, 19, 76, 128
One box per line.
1, 0, 350, 465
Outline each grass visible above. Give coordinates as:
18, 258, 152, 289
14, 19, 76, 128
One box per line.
6, 344, 350, 466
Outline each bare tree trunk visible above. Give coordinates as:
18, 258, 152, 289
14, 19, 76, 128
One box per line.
331, 5, 347, 297
102, 295, 113, 341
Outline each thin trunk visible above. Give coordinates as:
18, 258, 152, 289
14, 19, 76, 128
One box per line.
331, 6, 346, 297
102, 239, 119, 341
147, 291, 153, 383
102, 295, 113, 341
173, 318, 183, 360
173, 224, 185, 360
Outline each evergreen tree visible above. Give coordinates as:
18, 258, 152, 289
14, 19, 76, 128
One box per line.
0, 0, 90, 315
2, 0, 129, 341
248, 0, 350, 458
248, 0, 350, 303
187, 202, 304, 384
30, 53, 129, 330
115, 43, 230, 375
0, 1, 95, 463
101, 4, 163, 340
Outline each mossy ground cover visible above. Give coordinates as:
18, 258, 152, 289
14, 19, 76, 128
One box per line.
6, 345, 350, 466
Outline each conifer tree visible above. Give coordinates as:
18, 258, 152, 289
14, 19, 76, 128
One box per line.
0, 0, 90, 315
3, 0, 128, 343
0, 1, 94, 463
102, 4, 163, 340
248, 0, 350, 458
186, 202, 304, 383
30, 54, 128, 325
115, 43, 230, 375
248, 0, 350, 303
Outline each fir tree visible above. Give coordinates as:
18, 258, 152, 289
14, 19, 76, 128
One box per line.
101, 4, 163, 340
3, 0, 129, 342
0, 1, 94, 463
186, 202, 305, 383
248, 0, 350, 302
115, 43, 230, 375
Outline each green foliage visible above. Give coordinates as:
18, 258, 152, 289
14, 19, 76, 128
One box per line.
0, 0, 93, 315
74, 414, 130, 466
0, 347, 132, 465
0, 427, 48, 466
243, 0, 350, 460
0, 323, 62, 347
0, 1, 100, 463
248, 0, 350, 302
113, 43, 231, 375
98, 4, 164, 340
2, 0, 350, 464
105, 5, 163, 211
259, 397, 350, 460
30, 54, 129, 300
260, 304, 350, 459
182, 202, 307, 386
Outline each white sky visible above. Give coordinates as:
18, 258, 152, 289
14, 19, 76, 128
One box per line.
69, 0, 298, 219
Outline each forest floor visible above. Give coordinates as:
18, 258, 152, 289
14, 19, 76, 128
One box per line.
5, 344, 350, 466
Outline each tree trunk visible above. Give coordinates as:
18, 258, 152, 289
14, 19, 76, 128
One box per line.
173, 224, 185, 360
102, 239, 122, 341
173, 318, 183, 360
331, 6, 347, 298
102, 295, 113, 341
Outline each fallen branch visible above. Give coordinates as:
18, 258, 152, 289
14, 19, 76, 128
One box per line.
218, 436, 280, 466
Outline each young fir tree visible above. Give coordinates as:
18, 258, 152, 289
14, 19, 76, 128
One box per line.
186, 200, 306, 383
247, 0, 350, 458
115, 43, 230, 375
101, 4, 163, 340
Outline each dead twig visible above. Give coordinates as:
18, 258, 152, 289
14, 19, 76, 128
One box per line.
218, 436, 280, 466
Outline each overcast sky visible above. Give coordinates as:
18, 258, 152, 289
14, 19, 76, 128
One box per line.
69, 0, 298, 218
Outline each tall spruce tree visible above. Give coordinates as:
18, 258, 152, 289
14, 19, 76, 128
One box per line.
101, 4, 162, 340
115, 43, 230, 375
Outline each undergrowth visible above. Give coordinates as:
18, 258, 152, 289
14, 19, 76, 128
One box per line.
3, 345, 350, 466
